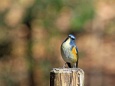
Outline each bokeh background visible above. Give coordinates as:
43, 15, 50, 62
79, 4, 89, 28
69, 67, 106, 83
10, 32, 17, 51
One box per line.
0, 0, 115, 86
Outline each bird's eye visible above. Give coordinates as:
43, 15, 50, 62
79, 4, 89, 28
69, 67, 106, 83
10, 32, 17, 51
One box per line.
71, 37, 75, 40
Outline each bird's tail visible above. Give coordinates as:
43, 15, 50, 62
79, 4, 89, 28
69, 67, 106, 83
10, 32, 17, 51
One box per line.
76, 61, 78, 68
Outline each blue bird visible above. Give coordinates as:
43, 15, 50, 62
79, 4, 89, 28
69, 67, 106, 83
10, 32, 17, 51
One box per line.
61, 34, 79, 68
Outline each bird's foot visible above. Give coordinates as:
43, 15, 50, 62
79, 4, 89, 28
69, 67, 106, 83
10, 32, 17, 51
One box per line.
63, 63, 66, 68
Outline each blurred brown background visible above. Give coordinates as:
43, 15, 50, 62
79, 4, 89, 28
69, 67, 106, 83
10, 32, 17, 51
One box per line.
0, 0, 115, 86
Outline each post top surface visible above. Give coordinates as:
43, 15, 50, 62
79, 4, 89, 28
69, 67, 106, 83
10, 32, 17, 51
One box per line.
51, 68, 84, 74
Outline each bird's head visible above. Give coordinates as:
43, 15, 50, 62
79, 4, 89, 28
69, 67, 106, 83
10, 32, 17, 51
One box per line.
68, 34, 76, 40
63, 34, 76, 44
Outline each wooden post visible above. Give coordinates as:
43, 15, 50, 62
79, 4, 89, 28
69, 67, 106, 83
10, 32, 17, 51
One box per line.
50, 68, 84, 86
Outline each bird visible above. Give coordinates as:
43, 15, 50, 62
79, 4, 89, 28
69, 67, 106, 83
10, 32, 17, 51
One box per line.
61, 34, 79, 68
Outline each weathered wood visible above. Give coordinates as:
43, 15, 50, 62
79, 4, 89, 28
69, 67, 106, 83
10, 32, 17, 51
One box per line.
50, 68, 84, 86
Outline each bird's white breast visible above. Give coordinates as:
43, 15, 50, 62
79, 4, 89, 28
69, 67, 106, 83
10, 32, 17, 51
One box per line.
61, 38, 72, 63
62, 38, 71, 48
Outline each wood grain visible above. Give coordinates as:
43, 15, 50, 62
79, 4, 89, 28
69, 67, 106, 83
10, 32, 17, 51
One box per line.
50, 68, 84, 86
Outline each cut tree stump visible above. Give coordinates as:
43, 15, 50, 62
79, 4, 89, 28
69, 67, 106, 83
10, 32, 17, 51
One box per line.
50, 68, 84, 86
